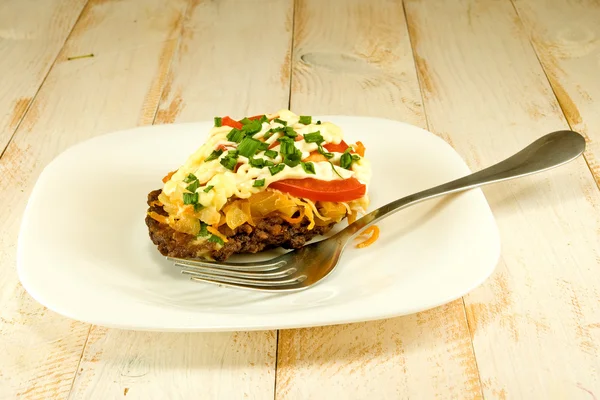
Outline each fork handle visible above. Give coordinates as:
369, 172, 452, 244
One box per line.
334, 130, 585, 242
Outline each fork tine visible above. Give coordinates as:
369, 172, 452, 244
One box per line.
180, 266, 297, 280
167, 256, 287, 272
184, 270, 307, 288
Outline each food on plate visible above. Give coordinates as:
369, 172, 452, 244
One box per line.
146, 110, 372, 261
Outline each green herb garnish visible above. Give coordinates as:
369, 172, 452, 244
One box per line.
214, 117, 222, 127
253, 179, 265, 187
249, 157, 265, 168
264, 149, 277, 159
186, 180, 199, 192
205, 149, 223, 162
220, 151, 239, 170
283, 126, 297, 138
257, 141, 270, 151
328, 161, 343, 178
269, 164, 285, 175
226, 128, 245, 143
283, 147, 302, 167
274, 118, 287, 126
198, 221, 209, 236
203, 185, 214, 193
237, 137, 262, 158
263, 126, 285, 140
299, 115, 312, 125
183, 173, 198, 183
241, 120, 262, 136
301, 162, 316, 174
317, 144, 334, 159
303, 131, 324, 144
208, 235, 224, 245
183, 192, 199, 205
194, 203, 204, 212
240, 117, 252, 125
340, 151, 353, 169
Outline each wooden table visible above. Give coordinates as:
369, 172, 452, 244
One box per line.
1, 0, 599, 398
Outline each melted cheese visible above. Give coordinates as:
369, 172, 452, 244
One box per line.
161, 110, 371, 221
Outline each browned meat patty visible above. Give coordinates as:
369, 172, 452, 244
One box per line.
146, 189, 337, 261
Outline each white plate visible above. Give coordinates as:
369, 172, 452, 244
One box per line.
17, 116, 500, 332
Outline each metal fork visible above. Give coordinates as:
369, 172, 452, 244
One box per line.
168, 130, 585, 292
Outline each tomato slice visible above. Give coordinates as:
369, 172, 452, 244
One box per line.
269, 178, 366, 202
323, 140, 349, 153
222, 116, 242, 129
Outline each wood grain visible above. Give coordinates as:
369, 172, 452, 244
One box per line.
0, 0, 87, 153
68, 0, 294, 398
512, 0, 600, 185
277, 1, 482, 398
404, 0, 600, 397
0, 0, 189, 398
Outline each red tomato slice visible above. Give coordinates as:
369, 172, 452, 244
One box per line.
269, 178, 366, 202
222, 116, 242, 129
323, 140, 349, 153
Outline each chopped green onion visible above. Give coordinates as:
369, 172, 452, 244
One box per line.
214, 117, 222, 127
257, 141, 270, 151
220, 151, 238, 170
301, 162, 316, 174
183, 192, 199, 205
317, 144, 334, 159
237, 137, 262, 158
283, 126, 297, 138
205, 149, 223, 162
241, 120, 262, 136
340, 151, 353, 169
264, 160, 275, 167
194, 203, 204, 212
197, 221, 209, 236
303, 131, 324, 144
240, 117, 252, 125
183, 173, 198, 183
274, 118, 287, 126
258, 115, 269, 123
203, 185, 214, 193
264, 149, 277, 159
249, 157, 265, 168
208, 235, 224, 245
279, 139, 295, 155
352, 154, 361, 161
186, 181, 199, 192
253, 179, 265, 187
283, 147, 302, 167
269, 164, 285, 175
264, 126, 285, 140
328, 161, 344, 178
226, 128, 244, 143
299, 115, 312, 125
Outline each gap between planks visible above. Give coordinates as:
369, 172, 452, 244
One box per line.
0, 0, 90, 161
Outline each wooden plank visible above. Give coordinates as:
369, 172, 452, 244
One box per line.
276, 1, 483, 398
0, 0, 87, 153
0, 0, 189, 398
512, 0, 600, 185
68, 0, 294, 398
404, 0, 600, 397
